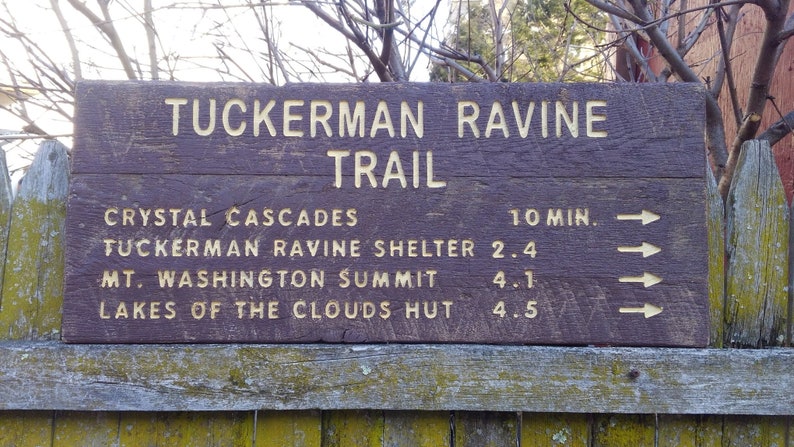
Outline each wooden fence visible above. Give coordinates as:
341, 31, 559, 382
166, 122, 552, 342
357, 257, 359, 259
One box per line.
0, 139, 791, 446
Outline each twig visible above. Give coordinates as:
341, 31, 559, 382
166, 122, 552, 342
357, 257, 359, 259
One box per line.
66, 0, 138, 80
716, 6, 742, 127
0, 133, 72, 141
50, 0, 82, 80
758, 98, 794, 146
349, 15, 402, 29
144, 0, 158, 80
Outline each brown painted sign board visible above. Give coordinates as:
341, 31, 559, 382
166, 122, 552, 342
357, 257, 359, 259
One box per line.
63, 81, 708, 346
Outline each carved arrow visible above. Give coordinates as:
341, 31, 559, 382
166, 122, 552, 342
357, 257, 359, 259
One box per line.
617, 242, 662, 258
616, 210, 660, 225
619, 303, 664, 318
618, 272, 663, 288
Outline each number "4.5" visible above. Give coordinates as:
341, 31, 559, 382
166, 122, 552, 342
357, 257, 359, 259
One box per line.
492, 300, 538, 318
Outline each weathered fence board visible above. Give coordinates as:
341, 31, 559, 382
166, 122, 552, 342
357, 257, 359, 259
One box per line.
322, 410, 383, 446
721, 415, 791, 446
1, 342, 793, 415
383, 411, 450, 447
725, 140, 789, 347
707, 165, 725, 347
592, 414, 656, 446
454, 411, 518, 446
520, 413, 589, 446
0, 140, 68, 340
255, 411, 321, 447
0, 148, 12, 295
0, 411, 54, 446
52, 411, 119, 446
655, 415, 724, 447
117, 412, 255, 446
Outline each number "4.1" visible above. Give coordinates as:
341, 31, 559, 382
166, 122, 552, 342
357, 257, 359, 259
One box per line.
492, 300, 538, 319
492, 270, 534, 288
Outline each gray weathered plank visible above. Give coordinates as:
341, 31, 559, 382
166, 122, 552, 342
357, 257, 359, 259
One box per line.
707, 165, 724, 347
0, 147, 13, 296
0, 342, 793, 415
321, 410, 384, 446
383, 411, 450, 447
520, 413, 590, 446
454, 411, 518, 447
592, 414, 655, 447
725, 140, 788, 347
0, 141, 69, 340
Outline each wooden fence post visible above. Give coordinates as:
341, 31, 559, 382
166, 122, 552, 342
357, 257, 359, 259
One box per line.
0, 140, 69, 340
0, 148, 13, 294
725, 140, 789, 347
0, 141, 69, 446
707, 164, 725, 347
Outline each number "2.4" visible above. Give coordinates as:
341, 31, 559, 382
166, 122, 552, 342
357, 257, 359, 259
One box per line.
491, 241, 537, 258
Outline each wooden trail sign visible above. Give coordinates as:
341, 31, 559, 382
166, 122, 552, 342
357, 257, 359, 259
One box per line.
63, 81, 708, 346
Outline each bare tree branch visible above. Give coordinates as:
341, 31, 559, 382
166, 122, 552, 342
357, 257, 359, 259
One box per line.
143, 0, 158, 80
50, 0, 82, 80
376, 0, 394, 78
608, 14, 657, 82
292, 44, 358, 78
758, 109, 794, 146
66, 0, 138, 80
716, 6, 742, 127
717, 0, 791, 197
433, 56, 487, 81
585, 0, 642, 23
709, 4, 741, 98
779, 13, 794, 40
678, 2, 715, 57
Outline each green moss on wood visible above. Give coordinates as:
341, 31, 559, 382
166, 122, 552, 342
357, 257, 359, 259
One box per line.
255, 410, 321, 447
0, 141, 69, 341
322, 410, 384, 447
707, 168, 724, 347
725, 141, 788, 347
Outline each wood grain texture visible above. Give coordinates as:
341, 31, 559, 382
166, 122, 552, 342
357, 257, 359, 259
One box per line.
592, 414, 655, 447
0, 149, 13, 296
72, 82, 705, 178
322, 410, 384, 447
725, 140, 789, 347
0, 411, 54, 446
720, 415, 791, 447
520, 413, 589, 446
656, 415, 724, 447
383, 411, 450, 447
66, 81, 709, 346
52, 411, 120, 446
707, 167, 724, 348
117, 411, 254, 447
63, 175, 709, 345
1, 342, 793, 415
254, 410, 321, 447
454, 411, 518, 447
0, 140, 69, 340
